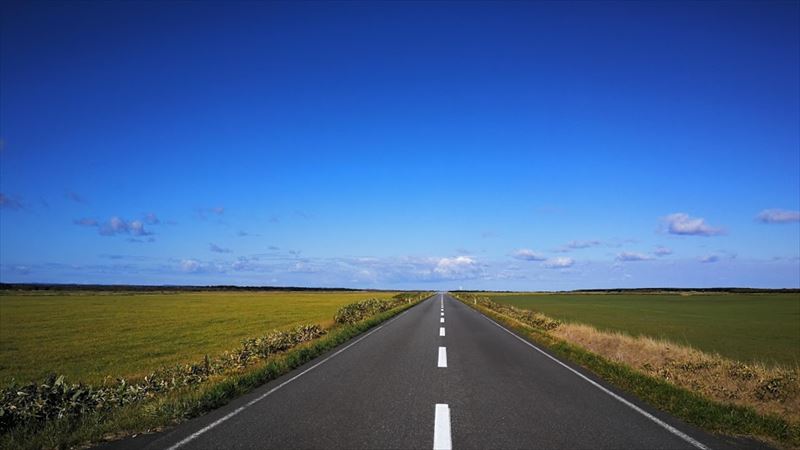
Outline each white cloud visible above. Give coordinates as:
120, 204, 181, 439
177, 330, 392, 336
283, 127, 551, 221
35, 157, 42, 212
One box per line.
616, 252, 653, 262
512, 249, 546, 261
232, 257, 258, 271
129, 220, 150, 236
92, 216, 154, 237
179, 258, 225, 273
654, 246, 673, 257
544, 257, 574, 268
100, 216, 127, 235
699, 250, 737, 263
180, 259, 202, 272
756, 209, 800, 224
663, 213, 723, 236
566, 240, 601, 249
434, 256, 479, 277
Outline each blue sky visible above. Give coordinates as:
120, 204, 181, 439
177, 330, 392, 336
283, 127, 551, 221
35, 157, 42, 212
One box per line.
1, 0, 798, 290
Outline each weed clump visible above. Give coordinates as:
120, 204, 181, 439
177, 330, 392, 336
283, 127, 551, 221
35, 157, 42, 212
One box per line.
334, 299, 396, 324
334, 292, 428, 324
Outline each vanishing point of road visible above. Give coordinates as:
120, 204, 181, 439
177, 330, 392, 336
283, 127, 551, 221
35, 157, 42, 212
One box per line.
105, 293, 763, 450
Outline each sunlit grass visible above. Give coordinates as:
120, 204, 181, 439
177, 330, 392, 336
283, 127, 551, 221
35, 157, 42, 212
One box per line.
0, 290, 397, 384
488, 292, 800, 367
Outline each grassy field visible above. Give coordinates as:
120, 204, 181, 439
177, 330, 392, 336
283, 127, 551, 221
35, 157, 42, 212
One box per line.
0, 290, 397, 385
487, 292, 800, 367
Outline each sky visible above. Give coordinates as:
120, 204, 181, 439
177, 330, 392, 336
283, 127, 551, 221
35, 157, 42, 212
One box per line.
1, 0, 798, 290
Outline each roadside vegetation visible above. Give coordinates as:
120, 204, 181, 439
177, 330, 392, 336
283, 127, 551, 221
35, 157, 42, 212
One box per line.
0, 290, 429, 449
452, 292, 800, 449
488, 291, 800, 367
0, 290, 396, 384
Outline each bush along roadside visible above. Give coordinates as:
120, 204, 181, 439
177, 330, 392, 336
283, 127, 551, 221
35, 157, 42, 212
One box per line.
0, 292, 430, 449
450, 292, 800, 450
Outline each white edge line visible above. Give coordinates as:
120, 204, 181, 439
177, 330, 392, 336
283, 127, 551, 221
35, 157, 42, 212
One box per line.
433, 403, 452, 450
481, 314, 710, 450
166, 302, 422, 450
437, 346, 447, 368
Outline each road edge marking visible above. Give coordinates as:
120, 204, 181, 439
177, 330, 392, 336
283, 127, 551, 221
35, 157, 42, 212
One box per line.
480, 313, 710, 450
433, 403, 452, 450
165, 298, 427, 450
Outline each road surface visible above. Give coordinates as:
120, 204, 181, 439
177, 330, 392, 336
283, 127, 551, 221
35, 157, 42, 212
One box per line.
105, 293, 762, 450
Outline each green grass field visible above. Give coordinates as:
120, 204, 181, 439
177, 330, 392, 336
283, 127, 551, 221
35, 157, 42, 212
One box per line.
0, 290, 397, 385
487, 292, 800, 367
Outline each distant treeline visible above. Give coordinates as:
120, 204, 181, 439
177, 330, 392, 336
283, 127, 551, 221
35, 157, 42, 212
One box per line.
0, 283, 400, 293
572, 287, 800, 293
453, 287, 800, 294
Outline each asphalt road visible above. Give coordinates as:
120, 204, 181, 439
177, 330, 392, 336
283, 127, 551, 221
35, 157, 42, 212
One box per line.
105, 293, 765, 450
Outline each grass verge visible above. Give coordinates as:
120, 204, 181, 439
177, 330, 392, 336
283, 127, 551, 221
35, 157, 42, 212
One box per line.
0, 296, 427, 450
453, 294, 800, 450
0, 290, 395, 384
486, 291, 800, 367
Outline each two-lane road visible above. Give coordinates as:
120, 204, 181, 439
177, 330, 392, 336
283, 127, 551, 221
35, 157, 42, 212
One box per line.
107, 293, 748, 449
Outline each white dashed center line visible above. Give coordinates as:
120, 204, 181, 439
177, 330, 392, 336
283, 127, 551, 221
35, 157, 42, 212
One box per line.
437, 347, 447, 368
439, 327, 445, 337
433, 404, 452, 450
440, 317, 445, 323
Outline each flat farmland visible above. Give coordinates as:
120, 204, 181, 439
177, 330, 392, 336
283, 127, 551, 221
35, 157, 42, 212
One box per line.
0, 290, 397, 385
488, 292, 800, 367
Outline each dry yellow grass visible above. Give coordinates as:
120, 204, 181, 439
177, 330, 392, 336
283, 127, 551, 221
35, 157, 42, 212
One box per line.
0, 290, 401, 384
553, 322, 800, 424
454, 293, 800, 427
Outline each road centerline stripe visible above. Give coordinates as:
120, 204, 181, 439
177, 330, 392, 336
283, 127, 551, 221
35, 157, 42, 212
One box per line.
437, 346, 447, 367
433, 404, 452, 450
440, 317, 445, 323
440, 327, 445, 337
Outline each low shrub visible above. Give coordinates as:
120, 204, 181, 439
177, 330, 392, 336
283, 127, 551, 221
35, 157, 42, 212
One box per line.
334, 299, 396, 324
333, 293, 428, 324
0, 324, 325, 433
453, 293, 561, 331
